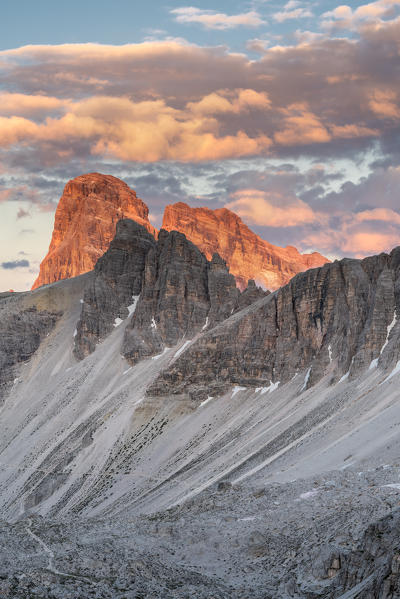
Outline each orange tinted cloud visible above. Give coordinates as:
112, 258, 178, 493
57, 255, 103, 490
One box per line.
0, 95, 273, 162
275, 105, 331, 145
341, 231, 400, 255
0, 93, 65, 116
354, 208, 400, 224
369, 89, 400, 119
330, 124, 379, 138
225, 189, 318, 227
188, 89, 271, 116
0, 29, 399, 161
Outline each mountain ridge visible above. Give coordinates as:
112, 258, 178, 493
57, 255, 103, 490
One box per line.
1, 219, 400, 597
162, 200, 329, 290
31, 173, 329, 293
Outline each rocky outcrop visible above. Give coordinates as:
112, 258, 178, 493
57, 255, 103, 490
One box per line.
122, 231, 269, 364
237, 279, 269, 311
162, 202, 329, 290
318, 509, 400, 598
33, 173, 329, 294
122, 229, 210, 363
148, 248, 400, 399
207, 254, 241, 326
0, 305, 60, 400
74, 219, 156, 359
73, 219, 267, 361
32, 173, 156, 290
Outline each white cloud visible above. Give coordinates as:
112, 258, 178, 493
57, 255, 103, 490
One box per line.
171, 7, 265, 30
274, 1, 313, 22
322, 0, 400, 30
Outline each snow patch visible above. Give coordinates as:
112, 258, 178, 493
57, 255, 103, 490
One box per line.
339, 356, 354, 383
301, 368, 311, 392
231, 386, 246, 398
113, 318, 123, 327
127, 295, 139, 317
202, 317, 209, 331
199, 396, 213, 408
384, 484, 400, 490
338, 371, 349, 384
387, 360, 400, 382
256, 380, 281, 394
152, 347, 170, 360
73, 329, 77, 338
123, 367, 132, 375
151, 317, 157, 329
381, 309, 397, 355
79, 298, 84, 304
328, 345, 332, 363
174, 340, 191, 359
370, 310, 397, 369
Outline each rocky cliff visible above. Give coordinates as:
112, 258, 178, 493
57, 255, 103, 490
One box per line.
33, 174, 329, 294
74, 221, 268, 361
149, 248, 400, 399
3, 218, 400, 599
74, 219, 156, 359
32, 173, 156, 290
162, 202, 329, 290
0, 299, 60, 401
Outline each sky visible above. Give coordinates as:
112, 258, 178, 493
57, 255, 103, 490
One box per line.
0, 0, 399, 290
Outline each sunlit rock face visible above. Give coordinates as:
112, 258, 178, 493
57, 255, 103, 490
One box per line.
32, 173, 156, 290
162, 202, 329, 291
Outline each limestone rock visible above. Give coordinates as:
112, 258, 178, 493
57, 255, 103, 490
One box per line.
148, 247, 400, 399
162, 201, 329, 290
237, 279, 269, 311
32, 173, 156, 290
74, 219, 156, 359
207, 253, 240, 327
0, 304, 60, 399
122, 229, 211, 363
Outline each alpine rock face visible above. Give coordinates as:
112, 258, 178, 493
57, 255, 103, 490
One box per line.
32, 174, 328, 293
32, 173, 156, 290
162, 201, 329, 290
2, 204, 400, 597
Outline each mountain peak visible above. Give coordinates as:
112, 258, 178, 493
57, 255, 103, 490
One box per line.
162, 201, 329, 290
32, 173, 156, 290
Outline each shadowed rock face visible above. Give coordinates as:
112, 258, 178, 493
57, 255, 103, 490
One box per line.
0, 305, 60, 400
32, 173, 156, 290
122, 229, 211, 362
162, 201, 329, 291
122, 231, 268, 363
74, 221, 268, 361
148, 248, 400, 399
74, 219, 156, 359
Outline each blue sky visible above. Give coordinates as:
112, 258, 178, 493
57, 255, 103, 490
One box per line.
0, 0, 368, 50
0, 0, 400, 290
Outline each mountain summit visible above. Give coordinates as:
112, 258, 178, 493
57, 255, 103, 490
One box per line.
162, 202, 329, 290
31, 173, 156, 290
32, 174, 328, 292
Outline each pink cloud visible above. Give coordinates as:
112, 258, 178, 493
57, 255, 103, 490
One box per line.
225, 189, 318, 227
275, 105, 331, 146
